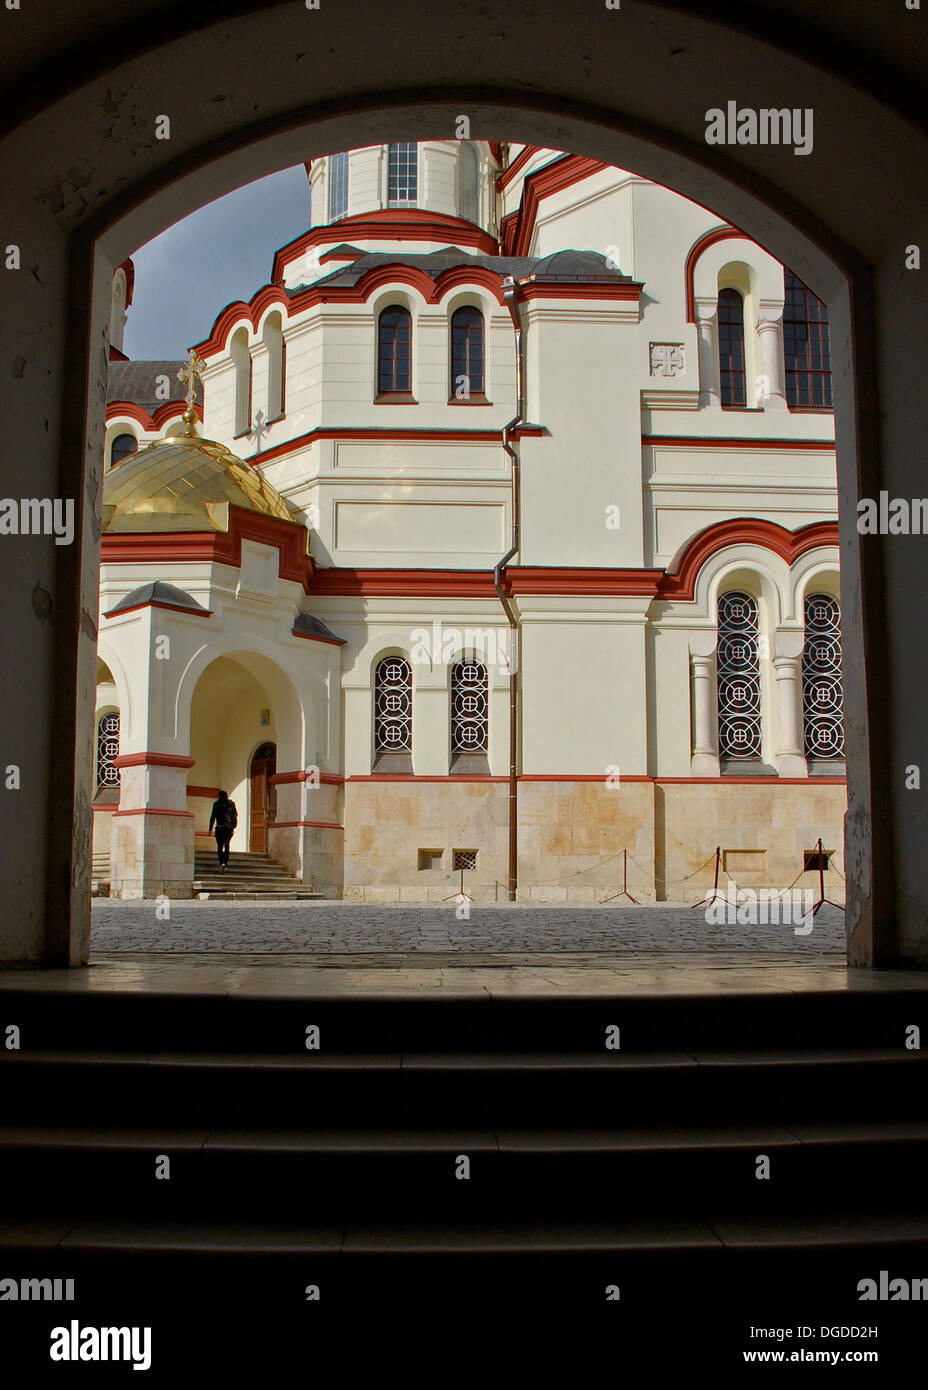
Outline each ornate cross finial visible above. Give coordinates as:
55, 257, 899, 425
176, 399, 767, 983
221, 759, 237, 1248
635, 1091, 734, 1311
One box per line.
176, 348, 207, 437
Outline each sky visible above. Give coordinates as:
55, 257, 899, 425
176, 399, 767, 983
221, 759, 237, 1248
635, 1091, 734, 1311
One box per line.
123, 166, 310, 361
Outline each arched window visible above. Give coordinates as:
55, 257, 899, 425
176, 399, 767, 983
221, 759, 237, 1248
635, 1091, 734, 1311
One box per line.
717, 591, 762, 759
802, 594, 845, 760
784, 271, 833, 408
374, 657, 412, 753
377, 306, 412, 396
387, 142, 417, 205
230, 327, 252, 436
450, 307, 485, 399
451, 660, 488, 753
329, 151, 348, 221
717, 288, 747, 406
96, 712, 120, 788
262, 311, 285, 421
457, 141, 479, 223
110, 433, 138, 467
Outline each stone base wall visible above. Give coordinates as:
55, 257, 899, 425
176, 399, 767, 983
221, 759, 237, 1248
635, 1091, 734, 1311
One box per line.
338, 777, 847, 905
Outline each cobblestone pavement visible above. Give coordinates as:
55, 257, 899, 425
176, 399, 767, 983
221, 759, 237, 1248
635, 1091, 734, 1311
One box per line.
91, 899, 846, 956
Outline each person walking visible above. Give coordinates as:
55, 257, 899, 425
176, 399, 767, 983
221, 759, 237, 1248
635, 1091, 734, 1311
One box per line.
208, 790, 238, 871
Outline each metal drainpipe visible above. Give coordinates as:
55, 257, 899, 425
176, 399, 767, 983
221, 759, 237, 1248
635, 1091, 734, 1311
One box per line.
495, 275, 524, 902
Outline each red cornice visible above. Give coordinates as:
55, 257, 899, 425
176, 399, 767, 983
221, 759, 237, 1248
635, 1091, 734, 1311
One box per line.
249, 423, 545, 468
496, 144, 545, 192
658, 519, 840, 602
519, 281, 642, 303
684, 226, 754, 322
106, 400, 199, 432
187, 784, 221, 798
271, 210, 499, 283
643, 434, 834, 450
112, 752, 196, 769
195, 262, 510, 357
113, 807, 194, 817
508, 155, 610, 258
104, 598, 213, 619
271, 770, 342, 785
271, 819, 344, 829
100, 505, 314, 593
118, 257, 135, 307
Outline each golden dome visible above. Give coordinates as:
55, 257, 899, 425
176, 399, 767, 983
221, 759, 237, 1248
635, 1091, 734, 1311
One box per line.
102, 430, 294, 534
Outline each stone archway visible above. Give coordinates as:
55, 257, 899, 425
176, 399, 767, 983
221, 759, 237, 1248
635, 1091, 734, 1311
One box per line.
2, 2, 926, 965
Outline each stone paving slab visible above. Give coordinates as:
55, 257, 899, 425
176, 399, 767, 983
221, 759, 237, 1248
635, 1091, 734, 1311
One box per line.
90, 900, 846, 956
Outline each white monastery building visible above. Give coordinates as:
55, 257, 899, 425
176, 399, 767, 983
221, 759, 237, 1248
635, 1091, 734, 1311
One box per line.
95, 140, 847, 903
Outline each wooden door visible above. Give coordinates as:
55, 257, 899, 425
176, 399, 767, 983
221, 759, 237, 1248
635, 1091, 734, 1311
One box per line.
249, 743, 277, 852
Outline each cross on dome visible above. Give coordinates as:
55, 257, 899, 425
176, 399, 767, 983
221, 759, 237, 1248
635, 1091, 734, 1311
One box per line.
176, 349, 207, 436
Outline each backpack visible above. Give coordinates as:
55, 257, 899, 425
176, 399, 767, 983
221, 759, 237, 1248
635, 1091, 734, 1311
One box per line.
227, 801, 238, 830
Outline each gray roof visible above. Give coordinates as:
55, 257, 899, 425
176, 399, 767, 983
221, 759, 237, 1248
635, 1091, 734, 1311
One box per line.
293, 247, 635, 293
105, 581, 209, 617
292, 612, 346, 644
107, 360, 201, 414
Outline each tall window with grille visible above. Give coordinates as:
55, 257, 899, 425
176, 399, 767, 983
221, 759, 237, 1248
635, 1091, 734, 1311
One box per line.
374, 657, 412, 754
802, 594, 845, 761
450, 308, 485, 399
451, 661, 488, 754
717, 592, 762, 760
717, 288, 747, 406
328, 151, 348, 221
377, 306, 412, 395
96, 712, 120, 788
784, 271, 833, 408
387, 142, 418, 205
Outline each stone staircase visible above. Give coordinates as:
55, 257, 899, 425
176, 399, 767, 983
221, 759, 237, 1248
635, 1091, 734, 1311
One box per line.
0, 981, 926, 1365
192, 848, 322, 899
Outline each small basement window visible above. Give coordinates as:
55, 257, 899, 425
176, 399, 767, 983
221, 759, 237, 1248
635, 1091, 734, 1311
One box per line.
453, 849, 478, 871
418, 849, 443, 871
804, 848, 832, 871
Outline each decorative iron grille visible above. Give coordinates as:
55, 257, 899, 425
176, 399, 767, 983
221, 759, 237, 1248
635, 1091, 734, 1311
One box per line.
717, 591, 762, 758
374, 657, 412, 751
97, 712, 120, 786
454, 849, 477, 871
802, 594, 845, 759
451, 660, 488, 752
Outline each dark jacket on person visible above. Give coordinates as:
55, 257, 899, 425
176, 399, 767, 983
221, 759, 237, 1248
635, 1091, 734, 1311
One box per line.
209, 797, 238, 833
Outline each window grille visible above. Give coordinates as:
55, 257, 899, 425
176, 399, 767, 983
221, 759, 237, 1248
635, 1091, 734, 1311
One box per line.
451, 661, 488, 753
387, 142, 418, 204
374, 657, 412, 752
454, 849, 477, 871
97, 712, 120, 786
717, 591, 762, 758
802, 594, 845, 759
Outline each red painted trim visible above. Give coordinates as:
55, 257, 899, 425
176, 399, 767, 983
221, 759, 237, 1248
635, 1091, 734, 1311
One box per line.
643, 434, 834, 450
519, 281, 641, 303
92, 803, 117, 812
271, 210, 499, 283
657, 776, 846, 785
106, 400, 200, 432
103, 599, 213, 619
519, 774, 652, 782
112, 752, 196, 769
346, 775, 508, 783
684, 226, 755, 322
311, 569, 499, 599
250, 423, 544, 468
658, 519, 840, 602
508, 155, 610, 257
496, 144, 544, 192
195, 264, 509, 358
118, 257, 135, 308
270, 819, 344, 830
112, 807, 195, 818
187, 785, 221, 798
291, 628, 344, 646
101, 506, 314, 594
271, 770, 344, 785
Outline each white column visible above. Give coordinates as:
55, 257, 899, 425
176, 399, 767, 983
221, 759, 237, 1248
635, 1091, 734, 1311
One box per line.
690, 634, 720, 776
773, 630, 807, 777
694, 297, 720, 408
755, 303, 788, 410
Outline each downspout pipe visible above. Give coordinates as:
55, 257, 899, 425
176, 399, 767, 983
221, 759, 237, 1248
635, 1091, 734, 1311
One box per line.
495, 276, 524, 901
